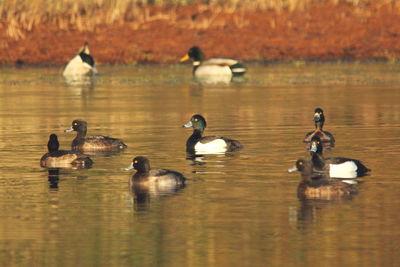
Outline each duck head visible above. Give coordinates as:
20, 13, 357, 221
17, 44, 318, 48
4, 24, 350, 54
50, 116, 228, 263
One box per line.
183, 114, 207, 132
313, 108, 325, 129
125, 156, 151, 173
47, 133, 60, 153
64, 120, 88, 136
309, 136, 323, 154
180, 46, 205, 64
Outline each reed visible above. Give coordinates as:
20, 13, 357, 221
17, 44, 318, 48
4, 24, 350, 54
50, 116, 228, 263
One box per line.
1, 0, 399, 39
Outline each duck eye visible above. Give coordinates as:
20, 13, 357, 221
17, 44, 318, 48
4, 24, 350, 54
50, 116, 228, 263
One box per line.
317, 141, 320, 144
194, 118, 198, 121
134, 160, 138, 164
74, 122, 77, 125
299, 161, 303, 165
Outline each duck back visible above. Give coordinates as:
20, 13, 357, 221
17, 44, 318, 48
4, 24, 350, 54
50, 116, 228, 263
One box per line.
72, 135, 127, 151
40, 150, 93, 168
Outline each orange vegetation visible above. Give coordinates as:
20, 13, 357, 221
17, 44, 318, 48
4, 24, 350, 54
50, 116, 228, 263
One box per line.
1, 2, 400, 65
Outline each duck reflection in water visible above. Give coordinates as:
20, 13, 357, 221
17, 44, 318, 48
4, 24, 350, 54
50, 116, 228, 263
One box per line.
288, 159, 358, 201
47, 168, 60, 189
125, 156, 187, 210
64, 74, 96, 89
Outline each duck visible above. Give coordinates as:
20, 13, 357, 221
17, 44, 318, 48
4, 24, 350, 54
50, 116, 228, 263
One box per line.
63, 42, 98, 76
183, 114, 243, 154
304, 108, 335, 145
64, 119, 127, 152
309, 136, 370, 178
125, 156, 186, 186
40, 133, 93, 168
180, 46, 246, 78
288, 159, 358, 200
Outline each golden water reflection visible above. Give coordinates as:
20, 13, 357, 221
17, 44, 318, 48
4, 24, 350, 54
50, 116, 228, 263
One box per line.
0, 63, 399, 266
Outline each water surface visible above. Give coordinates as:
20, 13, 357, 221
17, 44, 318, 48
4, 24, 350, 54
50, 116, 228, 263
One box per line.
0, 63, 399, 266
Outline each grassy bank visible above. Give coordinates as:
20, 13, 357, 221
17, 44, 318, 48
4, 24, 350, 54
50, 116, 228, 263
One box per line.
2, 0, 399, 40
1, 0, 400, 64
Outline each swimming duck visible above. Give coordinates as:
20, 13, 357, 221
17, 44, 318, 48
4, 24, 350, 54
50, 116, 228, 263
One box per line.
125, 156, 186, 186
309, 136, 370, 178
40, 133, 93, 168
180, 46, 246, 78
64, 120, 127, 152
63, 42, 98, 76
288, 159, 358, 200
304, 108, 335, 145
183, 114, 243, 154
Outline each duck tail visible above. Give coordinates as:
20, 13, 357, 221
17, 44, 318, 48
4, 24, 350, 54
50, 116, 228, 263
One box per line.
230, 63, 246, 76
228, 139, 244, 151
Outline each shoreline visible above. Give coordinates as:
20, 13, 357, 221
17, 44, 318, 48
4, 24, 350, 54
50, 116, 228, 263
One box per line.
1, 58, 398, 68
1, 2, 400, 65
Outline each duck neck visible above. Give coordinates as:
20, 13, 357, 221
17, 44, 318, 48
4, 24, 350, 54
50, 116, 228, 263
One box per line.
311, 152, 325, 170
76, 128, 87, 139
192, 63, 200, 74
132, 163, 151, 182
132, 172, 148, 182
186, 129, 203, 152
72, 128, 87, 150
47, 141, 59, 153
315, 120, 324, 130
136, 164, 150, 174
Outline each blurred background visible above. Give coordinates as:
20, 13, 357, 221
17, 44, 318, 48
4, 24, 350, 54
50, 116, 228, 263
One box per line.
1, 0, 400, 65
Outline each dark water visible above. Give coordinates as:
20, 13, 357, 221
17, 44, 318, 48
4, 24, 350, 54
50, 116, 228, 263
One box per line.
0, 63, 399, 266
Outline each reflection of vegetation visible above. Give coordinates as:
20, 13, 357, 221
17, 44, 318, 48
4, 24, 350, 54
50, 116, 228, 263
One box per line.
2, 0, 396, 39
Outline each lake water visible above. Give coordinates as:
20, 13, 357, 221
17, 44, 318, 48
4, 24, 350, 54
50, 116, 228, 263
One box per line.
0, 63, 399, 266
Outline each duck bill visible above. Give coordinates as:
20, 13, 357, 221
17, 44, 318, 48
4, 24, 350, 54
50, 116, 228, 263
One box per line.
313, 113, 321, 122
183, 121, 193, 128
288, 166, 298, 173
64, 126, 74, 133
309, 142, 318, 153
125, 163, 134, 171
179, 54, 190, 62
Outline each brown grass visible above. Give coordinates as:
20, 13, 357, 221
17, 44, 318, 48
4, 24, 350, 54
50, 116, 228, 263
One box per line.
2, 0, 400, 39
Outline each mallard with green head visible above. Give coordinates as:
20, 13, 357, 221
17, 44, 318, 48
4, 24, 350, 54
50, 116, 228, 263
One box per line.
180, 46, 246, 78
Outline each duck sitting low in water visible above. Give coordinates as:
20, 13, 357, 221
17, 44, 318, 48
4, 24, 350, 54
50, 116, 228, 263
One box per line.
40, 134, 93, 168
64, 120, 127, 152
125, 156, 187, 186
126, 156, 187, 206
180, 46, 246, 79
304, 108, 335, 146
63, 42, 98, 77
183, 114, 243, 154
288, 159, 358, 200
